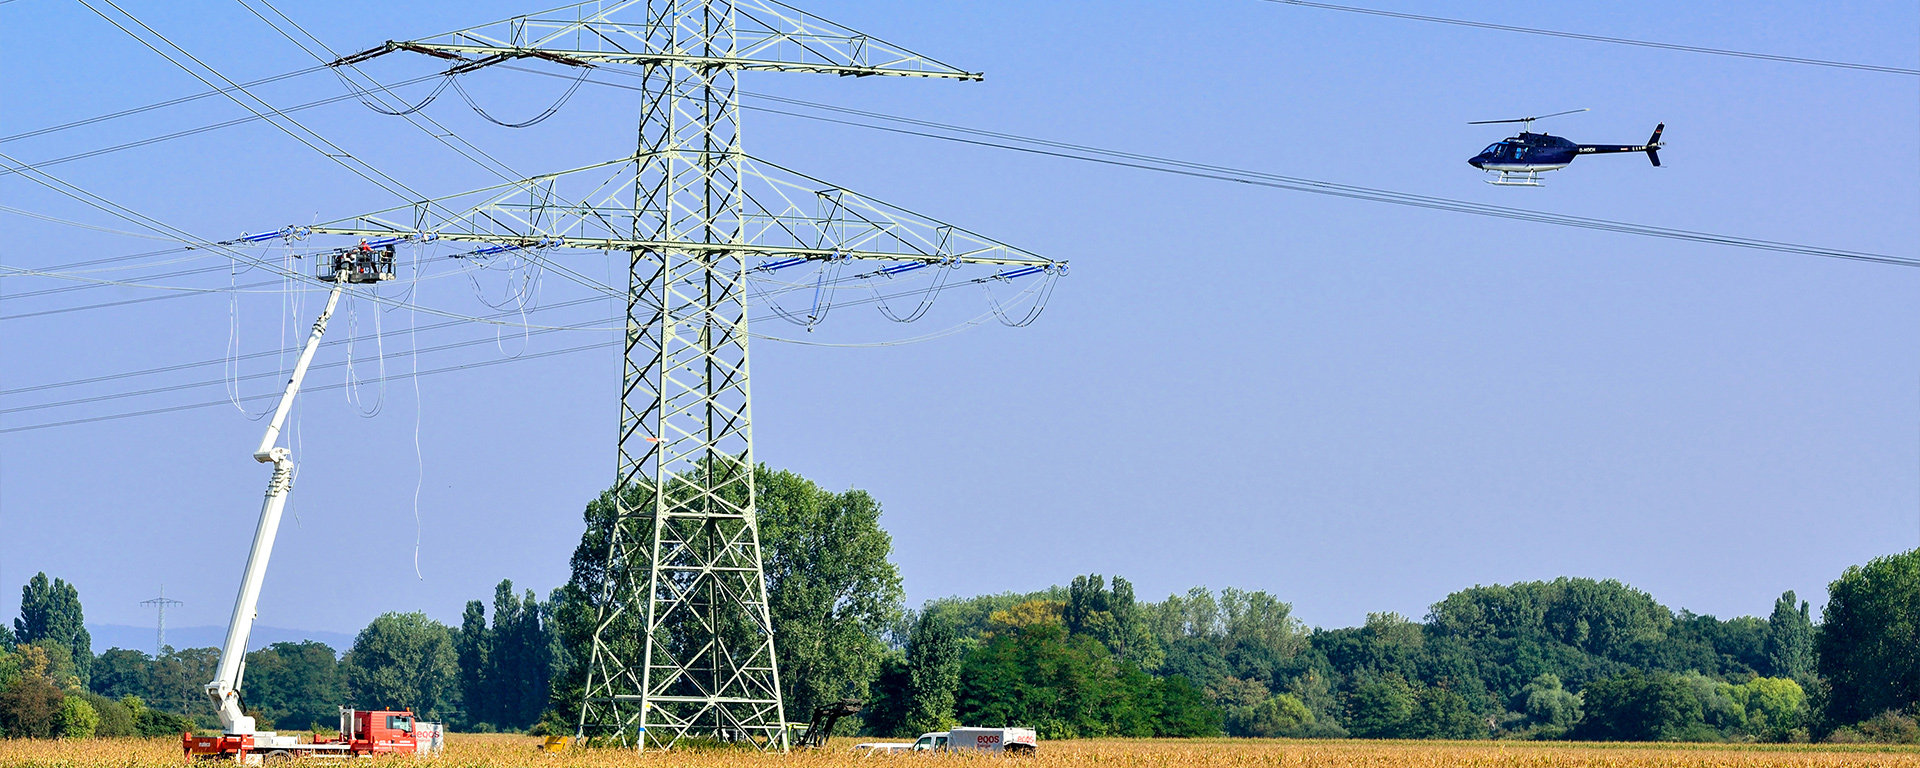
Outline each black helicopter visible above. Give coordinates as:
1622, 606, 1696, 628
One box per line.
1467, 109, 1664, 187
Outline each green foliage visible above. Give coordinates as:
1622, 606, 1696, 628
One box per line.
1225, 692, 1313, 738
920, 589, 1069, 645
1731, 677, 1806, 742
0, 671, 63, 738
1153, 674, 1222, 737
56, 695, 98, 739
1521, 674, 1581, 730
860, 651, 911, 737
124, 696, 197, 737
1145, 587, 1309, 705
1817, 549, 1920, 727
14, 573, 91, 687
243, 641, 343, 731
1066, 575, 1161, 671
1346, 676, 1416, 739
81, 692, 135, 737
759, 468, 905, 725
342, 612, 460, 721
1575, 671, 1703, 741
1766, 591, 1817, 680
455, 581, 554, 730
904, 611, 963, 736
90, 648, 149, 700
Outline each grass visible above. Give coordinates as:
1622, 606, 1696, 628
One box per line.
1, 734, 1915, 767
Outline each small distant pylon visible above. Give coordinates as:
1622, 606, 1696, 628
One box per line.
140, 585, 184, 656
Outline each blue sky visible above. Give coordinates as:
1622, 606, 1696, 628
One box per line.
1, 0, 1916, 644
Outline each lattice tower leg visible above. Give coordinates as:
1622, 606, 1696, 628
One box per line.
576, 0, 787, 752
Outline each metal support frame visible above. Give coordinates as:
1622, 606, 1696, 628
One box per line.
318, 0, 1063, 752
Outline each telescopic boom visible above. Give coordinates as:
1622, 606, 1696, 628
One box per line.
204, 270, 348, 735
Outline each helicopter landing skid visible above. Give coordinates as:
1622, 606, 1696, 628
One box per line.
1486, 171, 1544, 187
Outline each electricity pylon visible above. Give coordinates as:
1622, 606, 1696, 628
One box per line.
313, 0, 1062, 751
140, 585, 184, 656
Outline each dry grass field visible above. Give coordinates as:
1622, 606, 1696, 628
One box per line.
1, 734, 1915, 768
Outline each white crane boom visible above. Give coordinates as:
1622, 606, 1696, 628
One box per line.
205, 270, 348, 735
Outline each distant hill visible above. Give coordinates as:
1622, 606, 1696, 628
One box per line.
86, 624, 356, 656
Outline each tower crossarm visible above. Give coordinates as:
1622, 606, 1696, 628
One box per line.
305, 154, 1063, 271
334, 0, 981, 80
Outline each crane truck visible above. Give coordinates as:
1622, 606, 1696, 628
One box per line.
182, 245, 444, 763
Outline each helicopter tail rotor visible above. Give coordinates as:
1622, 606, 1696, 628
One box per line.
1645, 123, 1665, 167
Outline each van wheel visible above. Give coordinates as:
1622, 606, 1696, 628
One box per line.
1006, 744, 1035, 756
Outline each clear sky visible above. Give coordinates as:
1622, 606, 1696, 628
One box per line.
1, 0, 1916, 644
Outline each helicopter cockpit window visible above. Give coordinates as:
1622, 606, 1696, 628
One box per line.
1482, 144, 1501, 156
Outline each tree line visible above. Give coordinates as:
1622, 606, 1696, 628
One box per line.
3, 464, 1916, 744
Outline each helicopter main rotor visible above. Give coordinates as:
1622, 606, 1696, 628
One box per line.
1469, 108, 1589, 133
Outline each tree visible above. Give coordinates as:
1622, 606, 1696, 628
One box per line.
0, 673, 63, 738
861, 652, 912, 737
90, 649, 150, 700
1766, 591, 1816, 680
56, 696, 98, 739
342, 613, 460, 721
1575, 671, 1702, 741
758, 468, 905, 725
1732, 677, 1805, 742
457, 581, 554, 730
1817, 549, 1920, 727
956, 602, 1130, 739
243, 642, 342, 731
455, 601, 488, 726
1346, 676, 1417, 738
1519, 673, 1581, 736
14, 573, 91, 686
904, 611, 964, 735
144, 648, 219, 720
1066, 575, 1161, 671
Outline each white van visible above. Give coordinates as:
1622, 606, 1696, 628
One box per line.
912, 727, 1038, 754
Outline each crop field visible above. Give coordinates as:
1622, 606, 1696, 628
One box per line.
2, 735, 1917, 768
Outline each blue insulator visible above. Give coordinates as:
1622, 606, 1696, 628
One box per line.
238, 230, 283, 243
994, 266, 1044, 281
877, 262, 931, 276
756, 256, 810, 272
366, 236, 408, 247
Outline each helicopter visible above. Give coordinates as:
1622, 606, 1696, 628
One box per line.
1467, 109, 1664, 187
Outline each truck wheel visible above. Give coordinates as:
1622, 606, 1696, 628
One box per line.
1006, 744, 1035, 756
262, 751, 295, 764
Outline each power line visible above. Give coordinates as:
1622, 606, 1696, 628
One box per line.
1262, 0, 1920, 76
0, 339, 612, 435
715, 86, 1916, 268
0, 269, 1052, 428
0, 295, 605, 397
9, 56, 1902, 276
0, 64, 329, 145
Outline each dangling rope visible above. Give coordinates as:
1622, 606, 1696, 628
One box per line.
343, 291, 387, 417
461, 246, 540, 357
451, 67, 590, 128
224, 251, 274, 420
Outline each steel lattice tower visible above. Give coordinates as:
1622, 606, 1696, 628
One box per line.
317, 0, 1062, 751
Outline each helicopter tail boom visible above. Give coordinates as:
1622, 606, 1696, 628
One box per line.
1575, 123, 1666, 166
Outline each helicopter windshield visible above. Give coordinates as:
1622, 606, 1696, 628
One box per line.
1482, 143, 1502, 155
